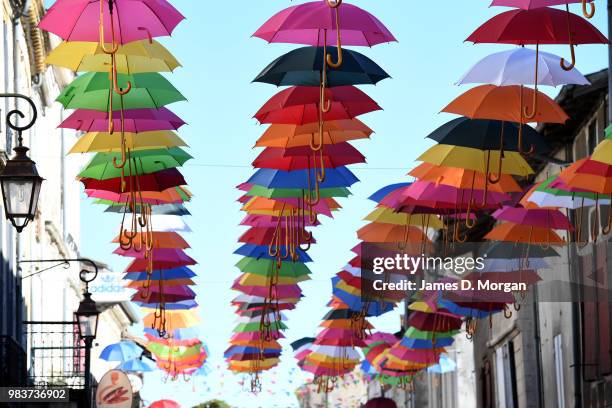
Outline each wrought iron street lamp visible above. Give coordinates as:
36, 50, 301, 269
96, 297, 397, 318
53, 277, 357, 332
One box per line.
74, 267, 100, 408
0, 93, 43, 233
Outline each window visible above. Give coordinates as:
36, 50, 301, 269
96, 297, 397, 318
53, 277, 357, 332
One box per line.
554, 335, 566, 408
495, 342, 518, 408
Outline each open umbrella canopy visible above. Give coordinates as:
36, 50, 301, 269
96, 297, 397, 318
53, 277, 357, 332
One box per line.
485, 222, 566, 244
113, 231, 190, 249
80, 168, 186, 193
57, 72, 186, 111
426, 117, 549, 153
69, 130, 187, 153
524, 176, 611, 208
254, 46, 390, 87
79, 147, 192, 179
442, 85, 568, 124
99, 341, 142, 362
39, 0, 184, 44
149, 400, 181, 408
255, 86, 381, 125
490, 0, 593, 8
45, 40, 181, 74
117, 357, 156, 373
253, 143, 366, 170
245, 185, 351, 199
60, 107, 186, 133
457, 47, 589, 86
253, 1, 397, 46
257, 119, 373, 148
247, 167, 359, 189
492, 206, 573, 230
409, 163, 522, 192
418, 144, 534, 176
466, 7, 608, 45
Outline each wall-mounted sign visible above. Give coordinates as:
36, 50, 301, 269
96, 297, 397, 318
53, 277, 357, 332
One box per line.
95, 369, 133, 408
90, 272, 131, 303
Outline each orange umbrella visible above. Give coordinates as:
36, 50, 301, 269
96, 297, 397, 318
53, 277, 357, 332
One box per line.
112, 231, 190, 249
242, 196, 341, 214
558, 159, 612, 195
143, 310, 200, 331
256, 119, 372, 148
442, 85, 568, 124
484, 222, 565, 245
357, 223, 431, 244
126, 278, 195, 289
409, 163, 522, 193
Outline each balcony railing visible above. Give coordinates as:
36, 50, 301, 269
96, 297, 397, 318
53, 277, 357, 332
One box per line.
23, 321, 86, 389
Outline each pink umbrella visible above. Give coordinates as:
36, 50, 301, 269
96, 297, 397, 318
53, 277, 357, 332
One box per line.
240, 214, 321, 228
253, 1, 396, 47
60, 108, 186, 133
232, 282, 303, 299
114, 247, 196, 262
402, 181, 511, 206
150, 400, 181, 408
388, 347, 442, 364
39, 0, 184, 44
230, 331, 286, 342
492, 206, 573, 230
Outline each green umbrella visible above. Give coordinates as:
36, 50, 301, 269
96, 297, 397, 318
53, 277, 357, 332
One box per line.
57, 72, 186, 111
233, 321, 288, 333
246, 185, 351, 199
78, 147, 192, 180
404, 327, 458, 340
235, 257, 311, 278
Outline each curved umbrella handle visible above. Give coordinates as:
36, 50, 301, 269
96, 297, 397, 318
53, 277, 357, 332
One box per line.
137, 26, 154, 44
112, 136, 128, 169
561, 5, 577, 71
503, 306, 513, 319
488, 150, 503, 184
325, 7, 343, 68
112, 57, 132, 96
453, 221, 468, 243
316, 150, 326, 183
523, 44, 540, 120
99, 0, 119, 55
326, 0, 342, 7
517, 123, 536, 155
582, 0, 595, 19
465, 200, 476, 229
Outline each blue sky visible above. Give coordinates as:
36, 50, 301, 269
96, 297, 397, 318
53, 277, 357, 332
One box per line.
77, 1, 609, 407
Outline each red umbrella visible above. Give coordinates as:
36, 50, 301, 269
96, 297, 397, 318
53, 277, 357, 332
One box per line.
254, 85, 381, 125
80, 169, 186, 193
365, 398, 398, 408
149, 400, 181, 408
253, 143, 366, 170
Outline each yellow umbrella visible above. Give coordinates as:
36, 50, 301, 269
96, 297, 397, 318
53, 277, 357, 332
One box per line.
592, 139, 612, 165
365, 207, 444, 229
69, 131, 187, 153
142, 309, 200, 331
46, 40, 181, 74
417, 144, 533, 176
238, 273, 308, 286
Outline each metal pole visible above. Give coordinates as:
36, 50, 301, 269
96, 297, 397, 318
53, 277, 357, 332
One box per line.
84, 337, 93, 408
608, 0, 612, 123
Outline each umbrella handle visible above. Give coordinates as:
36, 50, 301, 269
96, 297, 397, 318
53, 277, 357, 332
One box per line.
112, 56, 132, 96
523, 44, 539, 120
137, 26, 154, 44
326, 7, 343, 68
602, 200, 612, 235
99, 0, 119, 54
326, 0, 342, 7
320, 68, 331, 114
517, 123, 535, 155
316, 149, 326, 183
582, 0, 595, 19
503, 306, 512, 319
453, 221, 468, 243
487, 151, 503, 185
112, 134, 128, 169
465, 200, 476, 229
311, 118, 325, 151
591, 196, 601, 242
561, 5, 577, 71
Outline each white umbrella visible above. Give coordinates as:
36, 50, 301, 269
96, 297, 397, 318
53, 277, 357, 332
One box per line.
457, 47, 589, 87
150, 214, 192, 232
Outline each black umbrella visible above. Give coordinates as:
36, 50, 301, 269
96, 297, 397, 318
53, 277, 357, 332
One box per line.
426, 117, 550, 154
254, 46, 390, 87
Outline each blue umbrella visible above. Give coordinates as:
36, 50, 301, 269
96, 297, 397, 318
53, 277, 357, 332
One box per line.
400, 336, 455, 349
133, 300, 198, 310
332, 277, 394, 317
99, 341, 142, 362
123, 267, 196, 281
427, 354, 457, 374
234, 244, 312, 262
118, 357, 156, 373
368, 183, 411, 203
247, 167, 359, 189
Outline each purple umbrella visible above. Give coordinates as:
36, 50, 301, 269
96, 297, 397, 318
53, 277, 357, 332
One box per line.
59, 108, 186, 133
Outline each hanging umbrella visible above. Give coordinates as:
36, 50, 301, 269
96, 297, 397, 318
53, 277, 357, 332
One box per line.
457, 47, 589, 86
427, 354, 457, 374
60, 108, 186, 133
410, 163, 522, 193
39, 0, 184, 44
99, 341, 142, 362
492, 206, 573, 230
57, 72, 186, 111
524, 176, 611, 208
257, 119, 373, 148
247, 167, 359, 189
364, 398, 398, 408
80, 168, 186, 193
253, 143, 365, 170
254, 46, 390, 87
442, 85, 568, 124
117, 358, 156, 373
253, 2, 396, 47
490, 0, 595, 18
79, 148, 192, 179
485, 222, 566, 244
45, 40, 181, 74
255, 86, 381, 125
69, 130, 187, 153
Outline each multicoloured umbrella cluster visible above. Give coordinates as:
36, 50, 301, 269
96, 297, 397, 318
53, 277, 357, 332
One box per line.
39, 0, 206, 379
227, 0, 396, 391
293, 0, 608, 392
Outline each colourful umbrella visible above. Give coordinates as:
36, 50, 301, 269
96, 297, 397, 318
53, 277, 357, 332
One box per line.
60, 108, 185, 133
